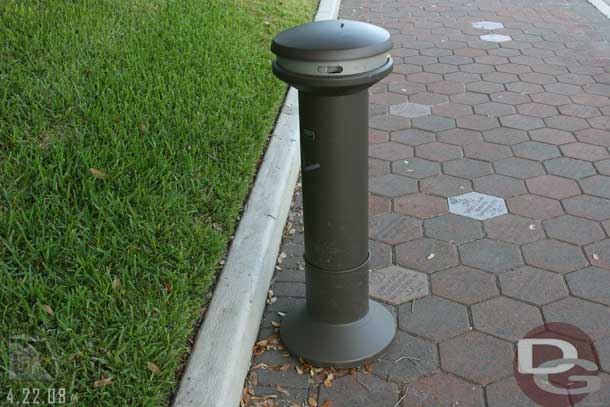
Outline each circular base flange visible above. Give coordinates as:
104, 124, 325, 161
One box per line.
279, 300, 396, 368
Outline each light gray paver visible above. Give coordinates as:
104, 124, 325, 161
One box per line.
472, 21, 504, 30
369, 265, 429, 305
480, 34, 512, 42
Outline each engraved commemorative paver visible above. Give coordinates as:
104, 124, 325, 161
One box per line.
448, 192, 507, 220
369, 265, 429, 305
389, 102, 431, 118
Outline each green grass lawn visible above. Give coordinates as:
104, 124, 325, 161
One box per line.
0, 0, 315, 404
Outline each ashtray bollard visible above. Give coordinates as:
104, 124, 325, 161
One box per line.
270, 20, 397, 367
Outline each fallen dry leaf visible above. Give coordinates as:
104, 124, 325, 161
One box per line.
112, 277, 121, 290
248, 371, 258, 386
271, 321, 281, 328
147, 362, 161, 374
279, 363, 291, 371
241, 387, 251, 407
38, 132, 51, 149
320, 401, 334, 407
259, 334, 279, 346
276, 384, 290, 396
253, 334, 282, 356
252, 363, 268, 370
252, 395, 277, 400
42, 304, 54, 316
92, 377, 113, 388
89, 168, 107, 179
164, 282, 173, 294
323, 373, 334, 388
308, 396, 318, 406
363, 362, 373, 372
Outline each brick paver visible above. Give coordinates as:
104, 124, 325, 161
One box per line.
401, 372, 485, 407
431, 265, 499, 304
499, 266, 569, 305
398, 295, 470, 341
244, 0, 610, 405
471, 297, 543, 341
371, 331, 439, 383
486, 377, 541, 407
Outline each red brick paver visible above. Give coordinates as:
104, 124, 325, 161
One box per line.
244, 0, 610, 405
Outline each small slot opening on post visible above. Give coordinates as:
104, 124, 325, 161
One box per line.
317, 65, 343, 74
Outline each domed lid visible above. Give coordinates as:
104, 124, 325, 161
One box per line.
271, 20, 392, 62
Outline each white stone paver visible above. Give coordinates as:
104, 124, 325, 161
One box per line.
480, 34, 512, 43
472, 21, 504, 30
448, 192, 508, 221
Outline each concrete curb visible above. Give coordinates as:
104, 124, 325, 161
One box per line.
587, 0, 610, 18
172, 1, 341, 406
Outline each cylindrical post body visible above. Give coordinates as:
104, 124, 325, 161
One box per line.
299, 89, 369, 324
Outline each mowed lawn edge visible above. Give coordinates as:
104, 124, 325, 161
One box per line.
0, 0, 316, 405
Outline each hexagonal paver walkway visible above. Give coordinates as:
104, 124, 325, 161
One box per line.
243, 0, 610, 405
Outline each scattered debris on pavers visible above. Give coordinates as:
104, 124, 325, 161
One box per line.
242, 330, 377, 407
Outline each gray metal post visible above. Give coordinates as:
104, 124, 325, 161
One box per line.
271, 20, 396, 367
